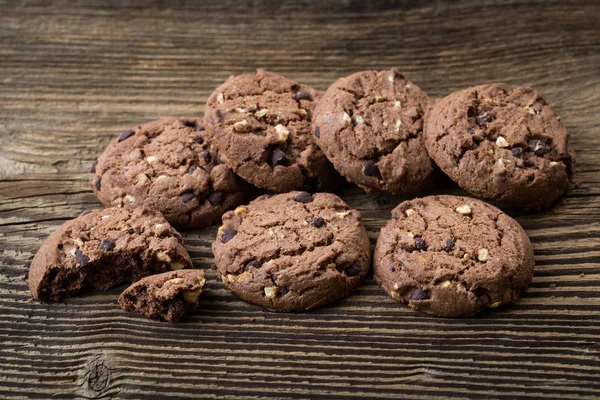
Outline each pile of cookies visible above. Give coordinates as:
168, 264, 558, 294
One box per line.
28, 69, 574, 321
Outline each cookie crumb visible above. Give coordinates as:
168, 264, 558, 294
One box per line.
549, 283, 557, 289
580, 273, 585, 278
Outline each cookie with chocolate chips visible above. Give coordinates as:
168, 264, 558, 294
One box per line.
212, 191, 371, 311
204, 69, 339, 192
119, 269, 205, 322
312, 69, 435, 194
29, 207, 193, 301
374, 195, 535, 317
91, 117, 248, 229
424, 83, 574, 208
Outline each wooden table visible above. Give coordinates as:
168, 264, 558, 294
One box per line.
1, 1, 599, 398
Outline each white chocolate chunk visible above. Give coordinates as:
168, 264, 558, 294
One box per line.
146, 156, 158, 164
342, 112, 352, 125
217, 92, 224, 104
264, 286, 278, 299
274, 124, 289, 142
495, 136, 509, 148
156, 251, 172, 263
405, 209, 415, 216
233, 120, 249, 133
182, 288, 202, 303
455, 205, 472, 215
477, 248, 489, 262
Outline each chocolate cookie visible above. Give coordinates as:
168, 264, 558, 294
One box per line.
29, 207, 193, 301
313, 69, 435, 194
424, 83, 574, 208
119, 269, 205, 322
91, 117, 248, 229
374, 195, 535, 317
212, 192, 371, 311
204, 69, 339, 192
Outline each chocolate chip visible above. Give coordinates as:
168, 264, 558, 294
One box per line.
410, 288, 430, 301
216, 155, 225, 165
221, 228, 237, 243
99, 239, 115, 252
475, 113, 494, 127
90, 160, 98, 173
271, 274, 278, 283
257, 194, 271, 201
314, 127, 320, 138
524, 156, 535, 167
243, 259, 260, 272
467, 128, 475, 135
336, 260, 362, 277
94, 178, 101, 191
362, 160, 381, 178
414, 237, 427, 251
74, 249, 90, 266
202, 150, 212, 163
279, 287, 289, 295
180, 192, 195, 203
294, 191, 313, 203
510, 147, 523, 158
118, 129, 135, 142
310, 217, 325, 228
207, 191, 224, 206
269, 146, 287, 167
180, 119, 195, 127
195, 124, 205, 131
81, 210, 92, 216
344, 261, 362, 277
443, 238, 456, 253
193, 136, 204, 144
528, 139, 546, 156
400, 244, 414, 253
188, 165, 202, 174
293, 91, 313, 101
389, 266, 396, 273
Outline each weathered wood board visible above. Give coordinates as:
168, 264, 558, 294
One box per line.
0, 1, 599, 398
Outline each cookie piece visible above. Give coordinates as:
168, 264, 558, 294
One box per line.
29, 207, 193, 301
424, 83, 574, 208
212, 192, 371, 311
313, 69, 435, 194
374, 195, 535, 317
119, 269, 205, 322
91, 117, 248, 229
204, 69, 339, 192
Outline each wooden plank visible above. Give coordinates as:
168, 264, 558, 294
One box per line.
0, 0, 599, 398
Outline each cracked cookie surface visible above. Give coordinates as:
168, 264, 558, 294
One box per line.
424, 83, 574, 208
373, 195, 535, 317
29, 207, 193, 301
212, 191, 371, 311
91, 117, 248, 229
204, 69, 339, 192
313, 69, 435, 194
119, 269, 205, 322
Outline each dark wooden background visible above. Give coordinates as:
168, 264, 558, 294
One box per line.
1, 1, 599, 399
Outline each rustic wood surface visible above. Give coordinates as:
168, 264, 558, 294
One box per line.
0, 0, 599, 399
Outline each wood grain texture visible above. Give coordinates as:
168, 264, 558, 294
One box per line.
1, 0, 599, 398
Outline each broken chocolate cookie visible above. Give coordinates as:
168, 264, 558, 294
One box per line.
119, 269, 205, 322
29, 207, 193, 301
